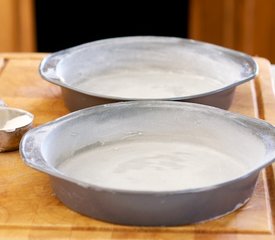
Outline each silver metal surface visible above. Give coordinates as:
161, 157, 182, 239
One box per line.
20, 101, 275, 226
0, 107, 33, 152
40, 37, 258, 111
0, 99, 6, 107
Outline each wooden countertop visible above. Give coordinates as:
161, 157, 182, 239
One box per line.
0, 54, 275, 239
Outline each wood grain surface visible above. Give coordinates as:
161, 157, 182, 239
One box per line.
0, 54, 274, 239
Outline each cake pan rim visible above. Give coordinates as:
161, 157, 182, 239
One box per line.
20, 101, 275, 195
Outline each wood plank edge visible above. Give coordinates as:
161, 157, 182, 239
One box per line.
253, 57, 275, 234
0, 224, 272, 235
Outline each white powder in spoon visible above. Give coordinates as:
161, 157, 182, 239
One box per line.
1, 115, 32, 131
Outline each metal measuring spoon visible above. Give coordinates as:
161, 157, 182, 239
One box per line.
0, 99, 34, 152
0, 99, 6, 107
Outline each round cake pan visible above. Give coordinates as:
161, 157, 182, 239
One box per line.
20, 101, 275, 226
39, 36, 258, 111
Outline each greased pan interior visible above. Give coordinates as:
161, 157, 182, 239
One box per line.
40, 37, 258, 111
20, 101, 275, 226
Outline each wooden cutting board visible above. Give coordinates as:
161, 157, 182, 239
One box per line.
0, 54, 275, 239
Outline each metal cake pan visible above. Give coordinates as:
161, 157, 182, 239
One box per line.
20, 101, 275, 226
39, 36, 258, 111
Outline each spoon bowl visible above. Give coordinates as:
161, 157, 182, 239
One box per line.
0, 107, 33, 152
